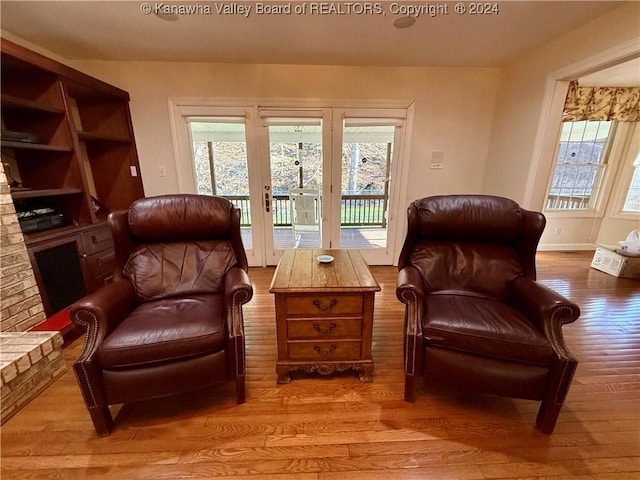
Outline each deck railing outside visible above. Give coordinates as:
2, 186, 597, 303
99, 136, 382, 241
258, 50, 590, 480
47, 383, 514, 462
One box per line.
223, 194, 387, 227
545, 194, 590, 210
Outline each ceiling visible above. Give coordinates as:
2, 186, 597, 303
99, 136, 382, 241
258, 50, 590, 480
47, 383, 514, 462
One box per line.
0, 1, 629, 68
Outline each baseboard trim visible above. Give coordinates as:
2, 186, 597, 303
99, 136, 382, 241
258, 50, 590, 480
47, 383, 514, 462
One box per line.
538, 243, 596, 252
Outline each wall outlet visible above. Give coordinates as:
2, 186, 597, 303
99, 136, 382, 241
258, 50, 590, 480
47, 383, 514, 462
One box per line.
158, 166, 167, 177
554, 227, 562, 235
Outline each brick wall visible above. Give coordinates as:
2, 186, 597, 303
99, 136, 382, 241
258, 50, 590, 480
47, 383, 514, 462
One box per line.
0, 162, 46, 332
0, 164, 67, 424
1, 331, 66, 423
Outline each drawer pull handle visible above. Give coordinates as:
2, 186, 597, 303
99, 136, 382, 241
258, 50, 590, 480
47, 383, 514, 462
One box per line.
313, 322, 337, 335
313, 344, 336, 356
312, 299, 337, 311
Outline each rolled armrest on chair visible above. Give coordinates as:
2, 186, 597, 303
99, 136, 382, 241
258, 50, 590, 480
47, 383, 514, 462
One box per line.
512, 277, 580, 330
70, 280, 138, 357
511, 276, 579, 368
224, 266, 253, 338
223, 267, 253, 404
224, 267, 253, 309
396, 266, 425, 305
397, 266, 425, 401
396, 265, 425, 352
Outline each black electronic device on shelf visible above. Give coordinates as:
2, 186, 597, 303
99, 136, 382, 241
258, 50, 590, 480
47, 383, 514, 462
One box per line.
1, 130, 44, 144
17, 208, 65, 233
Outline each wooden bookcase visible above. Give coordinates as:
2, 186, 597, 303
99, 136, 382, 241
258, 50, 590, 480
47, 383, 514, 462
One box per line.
1, 38, 144, 325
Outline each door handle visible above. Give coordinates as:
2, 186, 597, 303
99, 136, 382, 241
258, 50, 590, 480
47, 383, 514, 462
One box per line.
265, 193, 270, 213
313, 299, 337, 311
313, 322, 337, 335
313, 344, 336, 356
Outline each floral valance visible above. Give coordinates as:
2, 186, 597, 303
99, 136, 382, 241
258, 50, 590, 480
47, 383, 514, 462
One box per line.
563, 80, 640, 122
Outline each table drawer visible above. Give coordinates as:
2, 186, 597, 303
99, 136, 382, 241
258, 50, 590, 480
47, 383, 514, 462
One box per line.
85, 249, 115, 277
287, 318, 362, 339
288, 340, 361, 360
81, 225, 114, 254
286, 295, 363, 315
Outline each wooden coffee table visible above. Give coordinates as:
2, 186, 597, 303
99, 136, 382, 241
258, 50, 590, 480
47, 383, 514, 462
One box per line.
269, 249, 380, 384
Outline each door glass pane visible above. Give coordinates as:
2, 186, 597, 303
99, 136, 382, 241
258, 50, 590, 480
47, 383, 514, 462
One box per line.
189, 121, 252, 249
341, 123, 394, 249
267, 122, 323, 249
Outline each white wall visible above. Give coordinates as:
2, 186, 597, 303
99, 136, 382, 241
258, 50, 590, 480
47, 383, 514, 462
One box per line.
5, 2, 638, 251
485, 2, 640, 249
598, 218, 638, 249
65, 61, 500, 206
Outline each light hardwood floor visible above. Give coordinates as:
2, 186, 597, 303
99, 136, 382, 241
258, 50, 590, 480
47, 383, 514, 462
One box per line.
1, 251, 639, 479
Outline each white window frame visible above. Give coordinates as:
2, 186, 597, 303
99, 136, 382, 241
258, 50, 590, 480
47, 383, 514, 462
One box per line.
622, 157, 640, 212
605, 122, 640, 220
544, 121, 633, 219
167, 97, 415, 266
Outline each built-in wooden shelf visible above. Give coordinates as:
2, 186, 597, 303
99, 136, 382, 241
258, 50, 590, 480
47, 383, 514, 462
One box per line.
2, 37, 144, 320
11, 188, 82, 200
0, 140, 72, 152
0, 93, 65, 114
77, 131, 131, 143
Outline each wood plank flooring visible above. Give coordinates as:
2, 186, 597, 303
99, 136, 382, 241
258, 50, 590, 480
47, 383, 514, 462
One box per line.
1, 251, 639, 479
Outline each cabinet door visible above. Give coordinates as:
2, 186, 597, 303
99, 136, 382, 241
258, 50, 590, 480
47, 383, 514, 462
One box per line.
28, 239, 87, 316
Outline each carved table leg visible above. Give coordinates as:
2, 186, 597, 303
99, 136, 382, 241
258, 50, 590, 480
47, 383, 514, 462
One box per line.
276, 365, 291, 384
359, 364, 374, 382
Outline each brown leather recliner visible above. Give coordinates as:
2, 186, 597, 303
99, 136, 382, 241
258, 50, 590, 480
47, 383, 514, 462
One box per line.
396, 195, 579, 434
70, 194, 253, 436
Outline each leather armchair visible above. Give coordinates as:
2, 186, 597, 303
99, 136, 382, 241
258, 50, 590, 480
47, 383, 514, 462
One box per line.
70, 194, 253, 436
396, 195, 579, 434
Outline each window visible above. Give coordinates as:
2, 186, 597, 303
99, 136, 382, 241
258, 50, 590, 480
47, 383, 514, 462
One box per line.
546, 120, 614, 210
622, 151, 640, 213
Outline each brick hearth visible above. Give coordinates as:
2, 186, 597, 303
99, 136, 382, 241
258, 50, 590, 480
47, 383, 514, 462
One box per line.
1, 331, 66, 423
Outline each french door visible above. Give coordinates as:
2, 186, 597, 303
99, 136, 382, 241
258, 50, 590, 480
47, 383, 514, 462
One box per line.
332, 109, 409, 266
173, 103, 411, 266
259, 109, 332, 264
